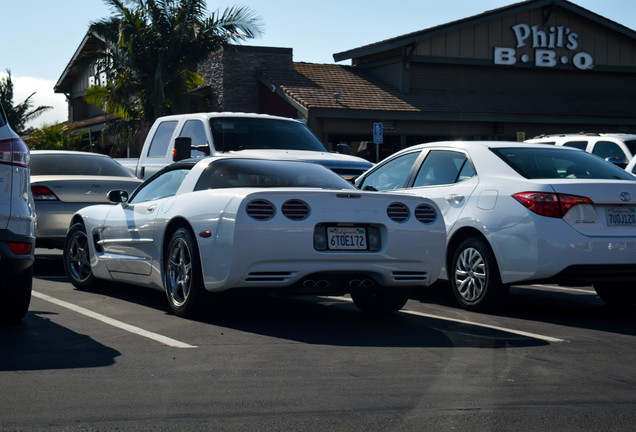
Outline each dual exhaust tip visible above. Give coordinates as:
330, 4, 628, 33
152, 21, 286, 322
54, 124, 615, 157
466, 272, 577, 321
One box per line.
302, 278, 375, 289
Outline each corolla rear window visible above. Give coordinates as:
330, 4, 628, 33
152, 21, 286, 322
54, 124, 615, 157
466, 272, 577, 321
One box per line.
492, 147, 635, 180
30, 153, 135, 177
210, 117, 328, 152
194, 159, 356, 190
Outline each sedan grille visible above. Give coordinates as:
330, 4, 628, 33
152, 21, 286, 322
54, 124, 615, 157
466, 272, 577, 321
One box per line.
387, 202, 410, 222
414, 204, 437, 224
282, 199, 310, 220
246, 199, 275, 220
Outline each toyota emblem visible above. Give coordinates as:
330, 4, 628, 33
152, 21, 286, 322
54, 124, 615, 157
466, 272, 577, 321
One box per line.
619, 191, 631, 202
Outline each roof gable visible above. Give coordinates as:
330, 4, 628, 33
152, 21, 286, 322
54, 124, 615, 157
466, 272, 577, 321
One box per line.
334, 0, 636, 71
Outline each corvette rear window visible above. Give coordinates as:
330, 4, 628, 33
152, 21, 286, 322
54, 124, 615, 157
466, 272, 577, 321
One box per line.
195, 159, 356, 190
491, 147, 635, 180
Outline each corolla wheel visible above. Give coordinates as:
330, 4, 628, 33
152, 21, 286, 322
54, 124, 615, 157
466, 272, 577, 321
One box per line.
165, 227, 204, 318
63, 223, 97, 289
450, 237, 506, 311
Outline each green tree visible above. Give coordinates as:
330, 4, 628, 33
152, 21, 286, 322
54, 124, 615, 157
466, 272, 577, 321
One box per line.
23, 123, 87, 151
84, 0, 263, 126
0, 70, 52, 134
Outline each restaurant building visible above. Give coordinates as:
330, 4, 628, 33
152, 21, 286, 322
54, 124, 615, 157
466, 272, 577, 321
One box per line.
56, 0, 636, 161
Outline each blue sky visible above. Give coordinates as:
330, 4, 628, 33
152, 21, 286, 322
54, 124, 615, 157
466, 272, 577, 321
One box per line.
1, 0, 632, 127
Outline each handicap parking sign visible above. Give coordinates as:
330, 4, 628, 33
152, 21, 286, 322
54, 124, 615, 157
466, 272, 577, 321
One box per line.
373, 122, 383, 144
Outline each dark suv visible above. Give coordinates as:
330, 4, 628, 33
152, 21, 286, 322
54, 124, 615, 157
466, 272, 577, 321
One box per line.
0, 102, 35, 323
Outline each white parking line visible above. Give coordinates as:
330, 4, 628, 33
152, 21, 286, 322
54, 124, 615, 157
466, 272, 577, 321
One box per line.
32, 291, 197, 349
401, 309, 567, 343
330, 296, 567, 343
528, 284, 595, 295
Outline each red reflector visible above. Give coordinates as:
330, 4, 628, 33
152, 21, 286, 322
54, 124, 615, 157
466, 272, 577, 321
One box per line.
199, 230, 212, 238
8, 242, 31, 255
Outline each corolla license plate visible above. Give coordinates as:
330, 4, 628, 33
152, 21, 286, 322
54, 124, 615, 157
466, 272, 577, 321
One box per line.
327, 227, 367, 250
606, 207, 636, 226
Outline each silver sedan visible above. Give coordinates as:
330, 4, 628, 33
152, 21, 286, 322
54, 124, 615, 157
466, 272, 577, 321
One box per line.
30, 150, 142, 249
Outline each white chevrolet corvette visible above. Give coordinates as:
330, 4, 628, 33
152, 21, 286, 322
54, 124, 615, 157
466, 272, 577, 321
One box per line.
63, 156, 445, 317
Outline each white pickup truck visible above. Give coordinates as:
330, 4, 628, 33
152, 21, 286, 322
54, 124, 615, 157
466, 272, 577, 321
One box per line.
124, 112, 373, 181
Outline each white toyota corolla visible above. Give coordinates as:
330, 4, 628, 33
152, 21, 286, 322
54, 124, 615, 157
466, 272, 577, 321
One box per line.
355, 141, 636, 311
63, 156, 445, 318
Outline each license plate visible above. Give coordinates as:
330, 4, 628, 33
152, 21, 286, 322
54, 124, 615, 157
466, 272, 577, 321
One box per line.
327, 227, 367, 250
606, 207, 636, 226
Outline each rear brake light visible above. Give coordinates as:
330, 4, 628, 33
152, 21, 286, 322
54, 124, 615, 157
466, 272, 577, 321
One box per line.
31, 185, 60, 201
8, 242, 31, 255
387, 202, 410, 222
246, 199, 275, 220
0, 137, 30, 167
513, 192, 592, 218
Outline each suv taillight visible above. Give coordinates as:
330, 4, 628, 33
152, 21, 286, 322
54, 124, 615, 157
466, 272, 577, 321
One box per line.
513, 192, 592, 218
0, 137, 30, 168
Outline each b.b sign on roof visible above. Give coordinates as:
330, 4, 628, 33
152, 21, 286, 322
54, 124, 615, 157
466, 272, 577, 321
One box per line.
373, 122, 383, 144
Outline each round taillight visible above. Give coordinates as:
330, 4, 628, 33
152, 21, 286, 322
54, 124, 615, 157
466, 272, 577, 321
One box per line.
282, 199, 310, 220
387, 202, 409, 222
414, 204, 437, 224
246, 199, 275, 220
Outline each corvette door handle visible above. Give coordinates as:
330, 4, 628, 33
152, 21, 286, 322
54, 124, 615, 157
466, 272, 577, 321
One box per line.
446, 194, 465, 203
146, 205, 157, 214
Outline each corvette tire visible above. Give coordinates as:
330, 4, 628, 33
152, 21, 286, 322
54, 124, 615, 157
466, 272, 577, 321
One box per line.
165, 227, 206, 318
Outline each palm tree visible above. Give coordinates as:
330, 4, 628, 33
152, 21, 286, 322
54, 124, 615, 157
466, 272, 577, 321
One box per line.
0, 70, 52, 134
84, 0, 263, 126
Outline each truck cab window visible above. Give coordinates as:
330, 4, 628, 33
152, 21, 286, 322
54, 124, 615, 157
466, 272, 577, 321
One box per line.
147, 121, 178, 157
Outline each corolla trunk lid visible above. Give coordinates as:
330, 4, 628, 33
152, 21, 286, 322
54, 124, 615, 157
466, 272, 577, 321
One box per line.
549, 180, 636, 236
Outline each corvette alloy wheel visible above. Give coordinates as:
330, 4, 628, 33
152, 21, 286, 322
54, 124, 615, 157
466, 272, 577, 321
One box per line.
165, 227, 204, 317
63, 223, 97, 289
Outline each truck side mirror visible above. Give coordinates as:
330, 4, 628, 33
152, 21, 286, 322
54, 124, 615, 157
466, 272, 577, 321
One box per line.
605, 156, 627, 168
336, 143, 352, 155
173, 137, 192, 161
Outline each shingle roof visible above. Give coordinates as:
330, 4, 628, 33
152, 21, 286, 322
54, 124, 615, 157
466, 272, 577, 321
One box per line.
260, 63, 419, 112
261, 62, 634, 119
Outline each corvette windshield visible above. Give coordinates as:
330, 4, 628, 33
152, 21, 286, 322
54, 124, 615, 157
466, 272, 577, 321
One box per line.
492, 147, 636, 180
194, 159, 356, 190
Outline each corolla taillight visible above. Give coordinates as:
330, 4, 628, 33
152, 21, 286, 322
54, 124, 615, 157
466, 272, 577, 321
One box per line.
31, 185, 59, 201
513, 192, 592, 218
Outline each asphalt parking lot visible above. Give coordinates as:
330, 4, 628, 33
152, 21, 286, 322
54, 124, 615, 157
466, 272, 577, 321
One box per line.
1, 252, 635, 431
